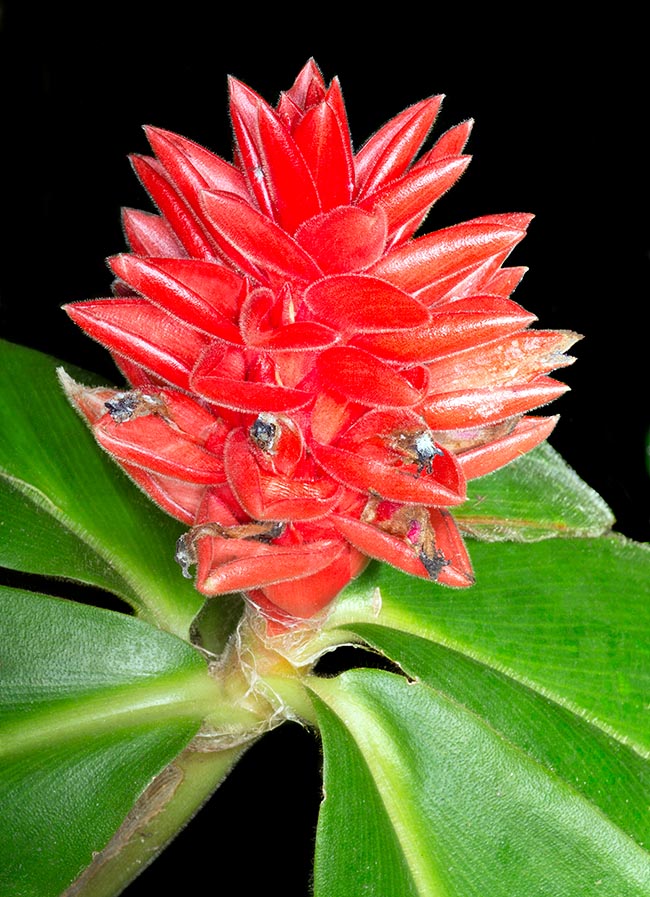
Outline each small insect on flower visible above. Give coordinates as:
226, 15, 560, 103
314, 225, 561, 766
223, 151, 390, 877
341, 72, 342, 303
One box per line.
389, 429, 445, 475
62, 60, 578, 622
249, 414, 280, 454
104, 391, 167, 423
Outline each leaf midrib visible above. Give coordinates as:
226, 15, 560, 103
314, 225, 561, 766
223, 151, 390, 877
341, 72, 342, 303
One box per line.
345, 616, 650, 761
311, 677, 450, 897
0, 668, 216, 761
313, 672, 650, 895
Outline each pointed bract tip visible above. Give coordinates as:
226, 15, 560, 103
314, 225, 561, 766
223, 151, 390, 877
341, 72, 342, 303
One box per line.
142, 124, 167, 147
128, 153, 149, 171
228, 73, 256, 97
56, 366, 79, 398
299, 57, 324, 79
56, 367, 99, 419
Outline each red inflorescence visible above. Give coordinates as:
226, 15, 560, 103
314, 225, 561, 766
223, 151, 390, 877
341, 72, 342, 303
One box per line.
63, 60, 577, 623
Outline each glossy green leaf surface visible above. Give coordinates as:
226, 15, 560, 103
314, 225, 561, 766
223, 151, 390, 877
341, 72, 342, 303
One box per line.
348, 626, 650, 848
0, 340, 204, 636
0, 586, 219, 897
311, 670, 650, 897
333, 537, 650, 754
455, 441, 614, 539
311, 536, 650, 895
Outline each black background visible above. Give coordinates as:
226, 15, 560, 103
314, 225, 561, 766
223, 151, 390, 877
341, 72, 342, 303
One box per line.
2, 5, 649, 895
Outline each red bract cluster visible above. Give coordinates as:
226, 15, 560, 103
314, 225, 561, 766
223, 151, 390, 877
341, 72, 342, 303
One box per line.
62, 60, 576, 623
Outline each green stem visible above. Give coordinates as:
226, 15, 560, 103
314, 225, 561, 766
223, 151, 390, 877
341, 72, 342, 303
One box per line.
63, 745, 246, 897
263, 674, 318, 726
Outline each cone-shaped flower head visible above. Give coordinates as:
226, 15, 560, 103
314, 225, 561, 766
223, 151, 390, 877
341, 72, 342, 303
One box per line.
63, 60, 577, 623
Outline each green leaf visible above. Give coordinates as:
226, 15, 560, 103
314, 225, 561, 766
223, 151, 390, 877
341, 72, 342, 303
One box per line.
311, 536, 650, 893
333, 537, 650, 754
0, 340, 204, 637
311, 670, 650, 897
348, 625, 650, 848
455, 441, 615, 540
0, 585, 220, 897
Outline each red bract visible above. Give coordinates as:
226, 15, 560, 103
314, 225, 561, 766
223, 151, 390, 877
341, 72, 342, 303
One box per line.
62, 60, 577, 624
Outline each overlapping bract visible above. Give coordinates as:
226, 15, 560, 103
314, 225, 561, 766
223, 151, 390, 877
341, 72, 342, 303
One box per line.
63, 60, 577, 622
